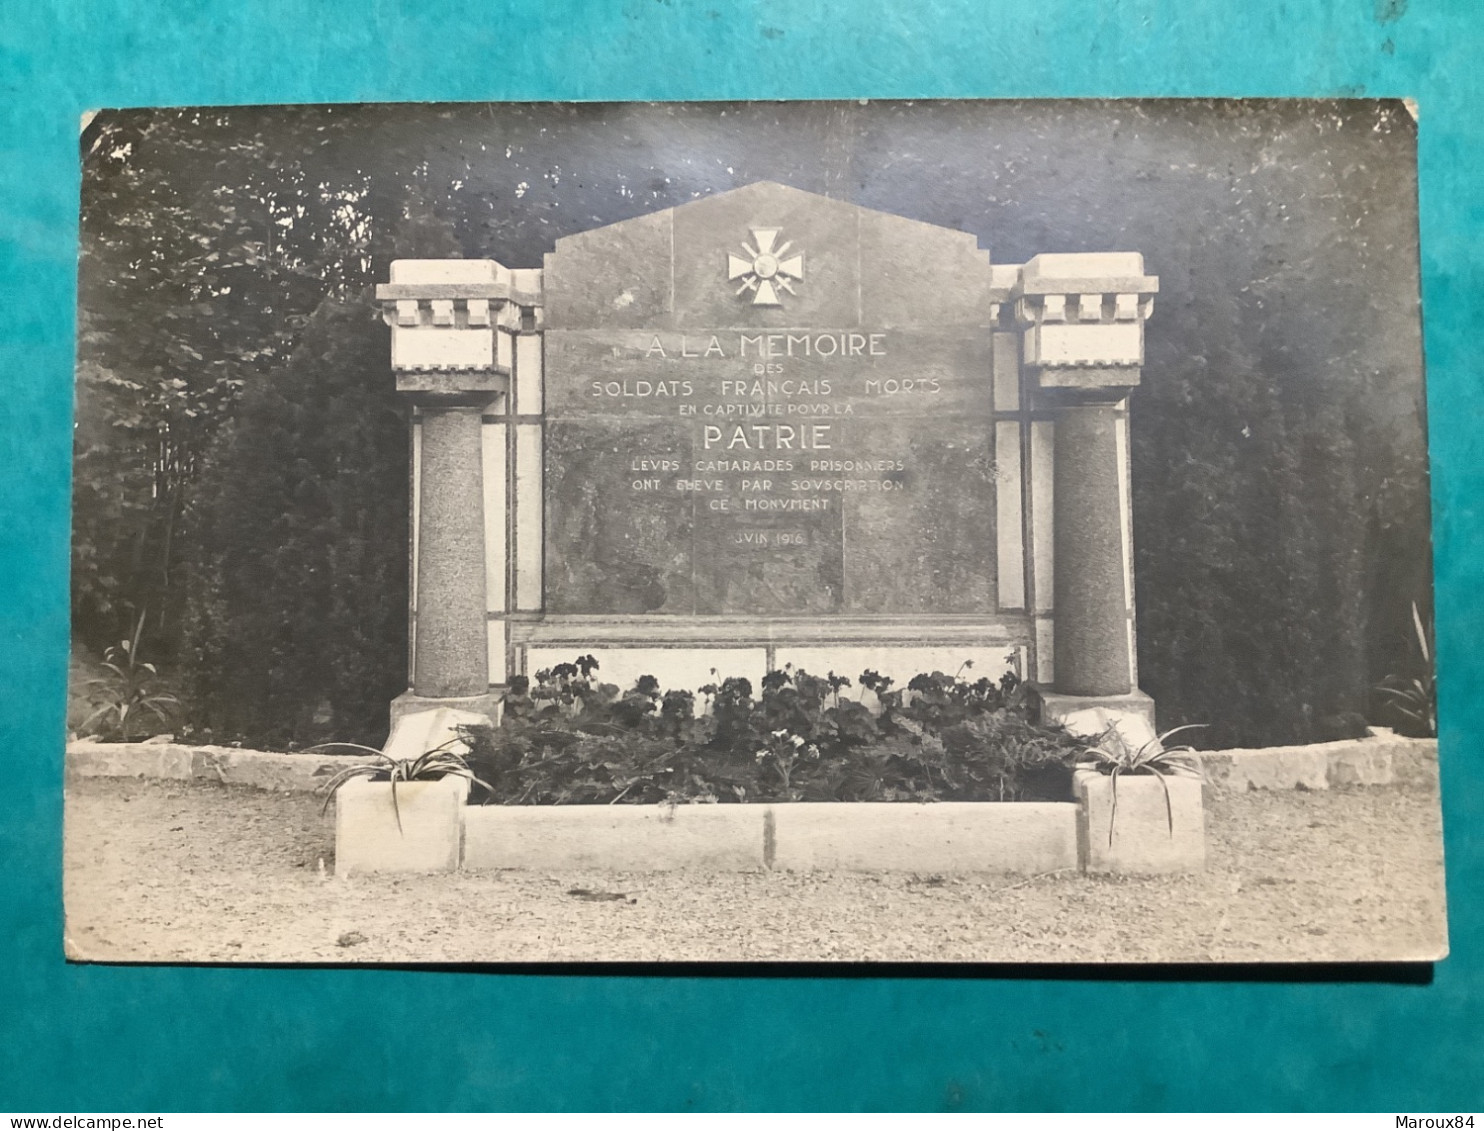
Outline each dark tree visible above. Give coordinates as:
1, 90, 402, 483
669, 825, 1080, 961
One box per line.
181, 296, 410, 746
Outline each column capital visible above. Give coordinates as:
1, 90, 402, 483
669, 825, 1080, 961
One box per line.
376, 259, 545, 399
1010, 253, 1158, 397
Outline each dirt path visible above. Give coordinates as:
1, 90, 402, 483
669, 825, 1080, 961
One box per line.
62, 777, 1448, 964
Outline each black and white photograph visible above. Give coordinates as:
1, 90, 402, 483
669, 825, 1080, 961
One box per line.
63, 98, 1445, 964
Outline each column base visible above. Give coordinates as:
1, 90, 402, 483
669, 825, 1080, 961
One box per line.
391, 688, 506, 732
1034, 687, 1157, 749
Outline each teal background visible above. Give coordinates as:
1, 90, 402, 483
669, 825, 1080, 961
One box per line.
3, 0, 1481, 1112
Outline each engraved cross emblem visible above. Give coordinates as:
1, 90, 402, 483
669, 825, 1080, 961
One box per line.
727, 227, 805, 306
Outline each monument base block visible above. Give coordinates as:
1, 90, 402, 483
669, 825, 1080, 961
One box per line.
390, 689, 505, 732
1074, 769, 1206, 874
335, 775, 468, 876
1034, 687, 1158, 749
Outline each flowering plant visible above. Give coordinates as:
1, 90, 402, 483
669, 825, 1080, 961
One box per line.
754, 727, 821, 795
461, 654, 1084, 805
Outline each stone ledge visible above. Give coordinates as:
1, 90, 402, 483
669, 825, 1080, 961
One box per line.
69, 732, 1440, 799
66, 741, 378, 793
1197, 731, 1438, 792
464, 803, 765, 872
768, 802, 1078, 874
463, 801, 1080, 875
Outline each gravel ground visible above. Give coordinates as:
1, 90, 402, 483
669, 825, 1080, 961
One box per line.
62, 776, 1448, 964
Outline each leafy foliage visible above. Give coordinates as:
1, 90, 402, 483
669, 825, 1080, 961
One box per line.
1375, 601, 1437, 737
463, 657, 1086, 805
74, 107, 463, 746
74, 610, 181, 741
74, 108, 379, 657
1123, 108, 1433, 747
178, 298, 412, 748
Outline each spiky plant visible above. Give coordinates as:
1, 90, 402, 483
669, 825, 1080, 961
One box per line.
77, 610, 180, 741
1376, 601, 1437, 738
312, 741, 492, 834
1077, 723, 1205, 846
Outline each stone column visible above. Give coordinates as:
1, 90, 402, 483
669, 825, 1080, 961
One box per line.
1052, 397, 1132, 696
1013, 253, 1159, 737
376, 259, 528, 727
413, 403, 488, 698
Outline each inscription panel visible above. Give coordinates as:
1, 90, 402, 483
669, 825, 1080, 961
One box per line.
542, 183, 1001, 617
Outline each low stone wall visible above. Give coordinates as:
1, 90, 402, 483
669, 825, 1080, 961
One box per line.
1196, 730, 1437, 792
66, 741, 378, 793
464, 803, 769, 873
461, 801, 1080, 875
70, 731, 1439, 796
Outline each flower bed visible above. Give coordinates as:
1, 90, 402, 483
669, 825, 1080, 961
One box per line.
459, 657, 1089, 807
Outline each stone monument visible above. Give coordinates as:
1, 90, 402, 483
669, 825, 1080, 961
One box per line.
374, 181, 1159, 733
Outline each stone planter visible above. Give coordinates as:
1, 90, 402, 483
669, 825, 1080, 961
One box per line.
1074, 768, 1205, 874
464, 803, 767, 872
334, 774, 468, 875
462, 800, 1081, 874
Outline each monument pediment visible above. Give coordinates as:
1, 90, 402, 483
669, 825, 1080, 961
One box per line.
544, 181, 993, 330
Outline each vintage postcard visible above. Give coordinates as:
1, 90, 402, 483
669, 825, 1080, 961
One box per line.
64, 99, 1444, 963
